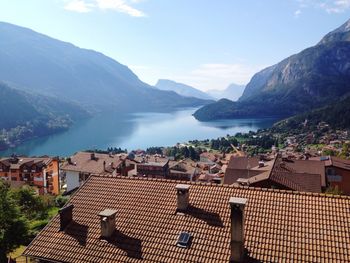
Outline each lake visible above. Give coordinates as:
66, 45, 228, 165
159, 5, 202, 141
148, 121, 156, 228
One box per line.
0, 108, 277, 157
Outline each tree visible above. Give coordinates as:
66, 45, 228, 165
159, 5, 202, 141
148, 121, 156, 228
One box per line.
0, 181, 28, 262
11, 186, 47, 220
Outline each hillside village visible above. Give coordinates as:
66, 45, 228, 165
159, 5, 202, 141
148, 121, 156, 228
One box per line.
2, 119, 350, 262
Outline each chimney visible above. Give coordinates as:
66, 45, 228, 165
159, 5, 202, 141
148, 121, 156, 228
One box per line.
103, 161, 106, 171
91, 153, 95, 160
258, 161, 264, 168
67, 157, 72, 164
175, 184, 190, 211
59, 204, 74, 231
229, 197, 247, 262
237, 178, 249, 186
98, 209, 117, 239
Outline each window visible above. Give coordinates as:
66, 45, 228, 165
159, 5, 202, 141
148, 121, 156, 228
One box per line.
176, 232, 191, 248
327, 168, 336, 176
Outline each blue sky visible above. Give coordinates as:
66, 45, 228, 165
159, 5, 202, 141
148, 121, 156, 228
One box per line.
0, 0, 349, 91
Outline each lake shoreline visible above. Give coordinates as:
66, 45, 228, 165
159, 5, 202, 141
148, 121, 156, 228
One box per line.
0, 108, 278, 157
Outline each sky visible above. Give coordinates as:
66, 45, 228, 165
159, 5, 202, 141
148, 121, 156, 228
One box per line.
0, 1, 349, 91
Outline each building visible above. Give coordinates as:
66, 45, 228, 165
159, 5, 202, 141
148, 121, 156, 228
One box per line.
311, 156, 350, 195
0, 155, 60, 195
168, 158, 199, 181
224, 156, 275, 185
24, 175, 350, 262
136, 160, 169, 178
199, 152, 219, 164
225, 155, 326, 193
61, 152, 129, 191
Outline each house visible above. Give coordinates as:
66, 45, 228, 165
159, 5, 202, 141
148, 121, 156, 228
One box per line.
224, 155, 275, 185
311, 156, 350, 195
168, 158, 199, 181
225, 155, 326, 193
136, 160, 169, 178
61, 152, 129, 191
209, 163, 222, 174
199, 152, 219, 164
197, 172, 222, 183
23, 175, 350, 262
0, 155, 60, 195
248, 156, 325, 193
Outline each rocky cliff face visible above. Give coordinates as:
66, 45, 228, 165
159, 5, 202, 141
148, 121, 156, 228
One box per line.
194, 18, 350, 121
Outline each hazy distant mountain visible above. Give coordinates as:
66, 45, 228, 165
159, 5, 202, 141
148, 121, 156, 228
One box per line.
207, 83, 245, 101
155, 79, 213, 100
0, 22, 211, 113
194, 19, 350, 121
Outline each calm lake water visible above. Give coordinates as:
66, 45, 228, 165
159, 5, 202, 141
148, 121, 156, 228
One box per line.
0, 108, 277, 157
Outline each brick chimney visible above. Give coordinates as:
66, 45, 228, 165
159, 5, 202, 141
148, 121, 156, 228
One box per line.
229, 197, 247, 262
175, 184, 190, 211
59, 204, 74, 231
98, 209, 117, 239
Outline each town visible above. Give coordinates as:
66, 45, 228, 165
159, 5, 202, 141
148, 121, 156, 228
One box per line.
2, 119, 350, 262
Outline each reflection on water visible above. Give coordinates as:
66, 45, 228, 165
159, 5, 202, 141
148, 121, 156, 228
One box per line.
0, 108, 277, 157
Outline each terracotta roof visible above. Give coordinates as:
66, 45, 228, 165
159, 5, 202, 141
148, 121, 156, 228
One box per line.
0, 157, 52, 169
61, 152, 124, 174
225, 156, 325, 192
330, 156, 350, 171
278, 159, 326, 187
133, 155, 169, 164
224, 156, 273, 185
227, 156, 260, 170
24, 176, 350, 262
200, 152, 218, 162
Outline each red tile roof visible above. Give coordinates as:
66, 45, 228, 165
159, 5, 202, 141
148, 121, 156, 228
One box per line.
24, 176, 350, 262
225, 156, 325, 192
330, 156, 350, 170
61, 152, 124, 174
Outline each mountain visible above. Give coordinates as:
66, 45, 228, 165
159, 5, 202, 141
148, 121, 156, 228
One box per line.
192, 99, 236, 121
0, 22, 211, 113
0, 82, 89, 150
272, 95, 350, 133
194, 18, 350, 121
207, 83, 245, 101
155, 79, 213, 100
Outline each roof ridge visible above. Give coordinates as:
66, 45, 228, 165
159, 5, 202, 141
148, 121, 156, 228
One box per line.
270, 171, 306, 192
90, 174, 350, 199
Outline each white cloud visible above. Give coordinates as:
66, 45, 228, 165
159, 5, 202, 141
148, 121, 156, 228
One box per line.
296, 0, 350, 13
63, 0, 146, 17
96, 0, 146, 17
64, 0, 94, 13
294, 9, 302, 17
172, 63, 265, 91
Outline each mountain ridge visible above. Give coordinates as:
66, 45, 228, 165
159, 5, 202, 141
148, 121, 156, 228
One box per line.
208, 83, 245, 101
155, 79, 214, 100
0, 21, 211, 113
194, 18, 350, 121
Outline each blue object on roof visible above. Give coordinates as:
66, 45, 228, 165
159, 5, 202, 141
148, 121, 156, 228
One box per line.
176, 232, 191, 248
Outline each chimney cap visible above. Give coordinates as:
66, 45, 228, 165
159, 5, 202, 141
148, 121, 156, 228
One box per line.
175, 184, 190, 191
98, 209, 117, 218
229, 197, 247, 207
59, 204, 74, 213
